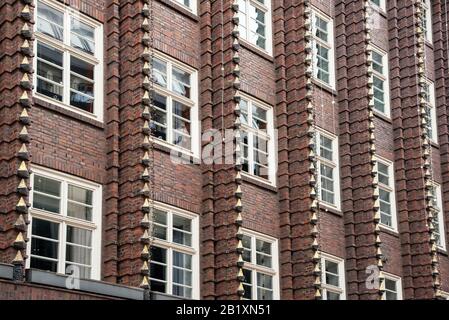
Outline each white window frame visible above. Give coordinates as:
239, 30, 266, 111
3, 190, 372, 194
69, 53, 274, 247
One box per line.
33, 0, 104, 122
316, 129, 341, 211
149, 202, 200, 299
423, 0, 433, 43
431, 182, 446, 250
383, 273, 403, 300
152, 50, 200, 158
26, 165, 102, 280
441, 291, 449, 299
376, 156, 398, 232
371, 46, 391, 117
241, 229, 280, 300
320, 252, 346, 300
239, 93, 276, 186
311, 9, 336, 89
424, 79, 438, 143
237, 0, 273, 55
171, 0, 197, 14
370, 0, 386, 12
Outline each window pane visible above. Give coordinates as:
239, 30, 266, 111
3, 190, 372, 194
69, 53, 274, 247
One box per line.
70, 92, 94, 113
33, 194, 61, 214
327, 291, 341, 300
66, 244, 92, 265
70, 75, 94, 97
37, 2, 63, 40
31, 238, 58, 259
68, 185, 93, 205
151, 246, 167, 264
243, 269, 252, 299
66, 264, 91, 279
66, 226, 92, 247
173, 285, 192, 298
67, 202, 92, 221
32, 218, 59, 240
315, 16, 328, 42
34, 175, 61, 197
71, 18, 95, 54
31, 257, 58, 272
153, 58, 167, 88
37, 78, 63, 102
173, 230, 192, 247
372, 51, 383, 74
150, 280, 166, 293
172, 68, 191, 98
173, 251, 192, 270
173, 215, 191, 232
151, 93, 168, 141
320, 135, 333, 160
37, 42, 63, 67
150, 263, 166, 281
256, 239, 271, 255
71, 57, 94, 79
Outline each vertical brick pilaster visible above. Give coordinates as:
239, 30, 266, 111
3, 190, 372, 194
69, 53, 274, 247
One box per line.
0, 0, 34, 279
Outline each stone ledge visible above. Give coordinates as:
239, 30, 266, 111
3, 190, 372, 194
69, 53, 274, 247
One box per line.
0, 263, 13, 280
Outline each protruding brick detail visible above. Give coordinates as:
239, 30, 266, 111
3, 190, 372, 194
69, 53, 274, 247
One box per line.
116, 0, 146, 288
392, 0, 435, 300
336, 0, 379, 300
0, 0, 34, 280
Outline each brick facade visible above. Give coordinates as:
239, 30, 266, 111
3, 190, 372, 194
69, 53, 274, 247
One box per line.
1, 0, 449, 300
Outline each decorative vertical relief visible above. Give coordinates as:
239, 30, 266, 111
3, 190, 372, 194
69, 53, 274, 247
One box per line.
414, 0, 442, 299
363, 0, 385, 299
230, 0, 245, 299
13, 1, 34, 279
303, 0, 322, 300
139, 0, 154, 292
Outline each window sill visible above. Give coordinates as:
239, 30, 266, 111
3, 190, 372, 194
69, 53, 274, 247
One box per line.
157, 0, 199, 22
373, 110, 392, 124
379, 225, 399, 237
319, 204, 342, 217
151, 139, 201, 165
240, 39, 274, 63
311, 78, 337, 96
34, 96, 104, 129
437, 247, 448, 256
241, 172, 277, 192
0, 263, 13, 280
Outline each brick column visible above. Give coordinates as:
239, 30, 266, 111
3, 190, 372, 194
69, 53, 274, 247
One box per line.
0, 0, 34, 280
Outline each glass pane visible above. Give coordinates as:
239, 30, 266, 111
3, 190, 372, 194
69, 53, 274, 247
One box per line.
243, 269, 252, 284
66, 244, 92, 265
173, 215, 192, 232
33, 193, 60, 214
173, 268, 192, 286
150, 263, 166, 281
173, 101, 191, 120
153, 225, 167, 240
258, 288, 273, 300
71, 18, 95, 54
172, 68, 191, 98
256, 254, 272, 268
325, 260, 339, 274
320, 135, 333, 160
150, 280, 166, 293
385, 279, 396, 291
153, 58, 167, 88
173, 285, 192, 298
385, 291, 397, 300
37, 78, 63, 102
154, 209, 167, 225
151, 246, 167, 264
327, 291, 340, 300
256, 239, 271, 254
71, 56, 94, 79
37, 43, 63, 67
70, 91, 94, 113
70, 75, 94, 97
173, 132, 191, 150
37, 2, 63, 40
31, 257, 58, 272
32, 218, 59, 240
68, 185, 93, 205
66, 226, 92, 247
257, 273, 273, 289
31, 238, 58, 259
34, 175, 61, 196
173, 251, 192, 270
173, 230, 192, 247
37, 61, 63, 84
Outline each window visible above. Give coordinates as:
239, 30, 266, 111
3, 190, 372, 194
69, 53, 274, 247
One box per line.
423, 80, 438, 142
423, 0, 433, 43
376, 158, 398, 231
34, 0, 103, 120
151, 53, 199, 156
150, 205, 199, 299
430, 183, 446, 250
238, 0, 273, 54
371, 47, 390, 116
370, 0, 385, 11
241, 230, 279, 300
27, 167, 102, 280
312, 10, 335, 88
239, 95, 275, 184
172, 0, 197, 13
317, 130, 341, 210
383, 274, 402, 300
321, 253, 346, 300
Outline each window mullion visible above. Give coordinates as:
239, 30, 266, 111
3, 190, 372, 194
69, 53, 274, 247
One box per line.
168, 248, 173, 295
